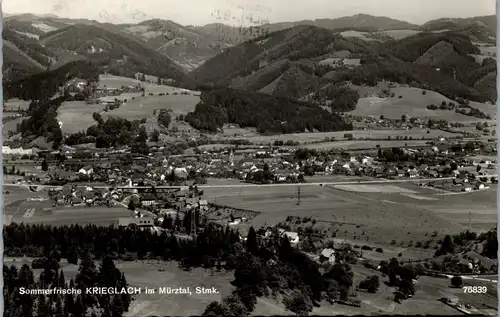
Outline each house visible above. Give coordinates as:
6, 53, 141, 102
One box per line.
475, 183, 485, 190
118, 217, 154, 228
463, 185, 472, 192
320, 248, 336, 264
280, 231, 300, 244
408, 170, 419, 178
78, 166, 94, 175
141, 194, 157, 206
397, 169, 406, 177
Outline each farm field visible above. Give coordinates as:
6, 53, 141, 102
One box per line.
57, 101, 106, 134
300, 140, 429, 150
3, 116, 26, 139
3, 98, 30, 111
350, 87, 496, 121
3, 187, 134, 226
102, 94, 200, 122
99, 74, 200, 95
3, 257, 234, 317
224, 128, 461, 145
202, 180, 496, 249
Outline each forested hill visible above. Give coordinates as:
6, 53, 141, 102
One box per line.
185, 88, 353, 134
4, 60, 100, 101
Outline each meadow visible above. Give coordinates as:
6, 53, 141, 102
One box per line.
3, 98, 31, 111
102, 94, 199, 122
223, 128, 461, 145
56, 101, 106, 134
3, 117, 26, 139
300, 139, 429, 150
351, 87, 496, 122
203, 180, 497, 248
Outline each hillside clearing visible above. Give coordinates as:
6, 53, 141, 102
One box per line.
99, 74, 199, 95
56, 101, 106, 134
4, 99, 30, 111
350, 87, 495, 121
383, 29, 422, 40
102, 94, 200, 121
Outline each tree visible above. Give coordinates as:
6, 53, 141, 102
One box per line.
202, 301, 232, 317
283, 290, 313, 316
476, 165, 482, 173
451, 275, 463, 288
222, 294, 249, 317
150, 129, 160, 142
246, 227, 258, 255
359, 275, 379, 293
92, 112, 104, 125
66, 245, 79, 264
41, 159, 49, 171
99, 256, 121, 287
128, 200, 136, 211
379, 115, 385, 120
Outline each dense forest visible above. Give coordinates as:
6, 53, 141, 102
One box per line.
17, 96, 68, 149
4, 60, 99, 101
312, 84, 360, 112
185, 88, 353, 133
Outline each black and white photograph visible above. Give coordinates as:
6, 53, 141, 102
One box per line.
1, 0, 498, 316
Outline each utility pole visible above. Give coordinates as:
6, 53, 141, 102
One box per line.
468, 210, 472, 232
190, 207, 197, 238
296, 186, 301, 205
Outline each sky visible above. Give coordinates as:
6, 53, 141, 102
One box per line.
2, 0, 497, 26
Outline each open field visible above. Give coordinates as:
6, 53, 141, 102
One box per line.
351, 87, 496, 121
223, 128, 461, 145
3, 187, 133, 226
99, 74, 200, 95
383, 29, 422, 40
4, 98, 30, 111
102, 94, 200, 122
203, 179, 497, 248
3, 257, 234, 317
3, 116, 26, 139
57, 101, 106, 134
301, 140, 429, 150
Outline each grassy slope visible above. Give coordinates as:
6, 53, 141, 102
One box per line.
350, 87, 495, 121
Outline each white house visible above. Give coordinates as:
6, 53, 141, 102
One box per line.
282, 231, 300, 244
320, 248, 336, 264
78, 166, 94, 175
2, 146, 34, 155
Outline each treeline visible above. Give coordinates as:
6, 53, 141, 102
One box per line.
4, 253, 131, 317
313, 84, 360, 112
4, 60, 99, 101
4, 223, 241, 269
17, 96, 67, 149
185, 88, 352, 133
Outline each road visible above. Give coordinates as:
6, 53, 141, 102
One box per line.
4, 175, 498, 190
